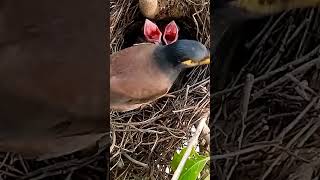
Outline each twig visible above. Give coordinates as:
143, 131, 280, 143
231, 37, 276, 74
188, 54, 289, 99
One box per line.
258, 11, 288, 48
212, 144, 277, 160
212, 45, 320, 98
252, 58, 320, 100
195, 109, 210, 146
277, 97, 318, 141
298, 117, 320, 147
227, 74, 255, 179
260, 114, 316, 180
296, 9, 314, 57
110, 129, 116, 153
239, 74, 254, 148
123, 153, 148, 168
226, 160, 238, 180
266, 22, 294, 72
287, 74, 318, 95
0, 153, 9, 169
245, 16, 274, 48
273, 145, 310, 163
171, 111, 210, 180
202, 123, 210, 146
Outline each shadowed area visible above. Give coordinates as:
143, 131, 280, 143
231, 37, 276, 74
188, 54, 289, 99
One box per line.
0, 0, 108, 179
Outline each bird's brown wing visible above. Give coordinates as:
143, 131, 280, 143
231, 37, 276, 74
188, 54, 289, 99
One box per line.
110, 44, 173, 109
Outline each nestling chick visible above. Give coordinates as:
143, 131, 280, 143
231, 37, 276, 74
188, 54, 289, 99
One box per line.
123, 19, 179, 48
142, 19, 180, 45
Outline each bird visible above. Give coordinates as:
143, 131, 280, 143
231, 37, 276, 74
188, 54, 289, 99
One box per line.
162, 20, 180, 45
110, 39, 210, 112
0, 0, 107, 160
142, 19, 163, 44
122, 19, 179, 48
142, 19, 179, 45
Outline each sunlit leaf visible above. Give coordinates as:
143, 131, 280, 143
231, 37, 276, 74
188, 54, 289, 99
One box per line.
170, 147, 209, 180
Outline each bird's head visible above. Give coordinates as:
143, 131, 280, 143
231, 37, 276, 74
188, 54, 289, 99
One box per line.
154, 39, 210, 69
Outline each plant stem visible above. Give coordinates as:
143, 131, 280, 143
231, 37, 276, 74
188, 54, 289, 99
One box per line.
171, 111, 210, 180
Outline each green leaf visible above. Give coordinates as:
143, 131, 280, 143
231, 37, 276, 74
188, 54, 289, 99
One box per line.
170, 147, 209, 180
171, 147, 187, 171
179, 156, 209, 180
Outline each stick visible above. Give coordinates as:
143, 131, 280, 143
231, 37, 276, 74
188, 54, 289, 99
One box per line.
171, 111, 210, 180
195, 109, 210, 146
212, 144, 276, 160
239, 74, 254, 148
123, 153, 148, 168
226, 74, 255, 179
202, 123, 210, 146
212, 45, 320, 98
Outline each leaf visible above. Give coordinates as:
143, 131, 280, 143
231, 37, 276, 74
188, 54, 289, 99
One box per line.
170, 147, 209, 180
179, 156, 209, 180
170, 147, 187, 171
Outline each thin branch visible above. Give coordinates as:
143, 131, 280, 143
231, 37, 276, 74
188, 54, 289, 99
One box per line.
171, 111, 210, 180
123, 153, 148, 168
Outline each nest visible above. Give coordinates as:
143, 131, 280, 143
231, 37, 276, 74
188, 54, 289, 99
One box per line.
213, 8, 320, 180
110, 0, 210, 179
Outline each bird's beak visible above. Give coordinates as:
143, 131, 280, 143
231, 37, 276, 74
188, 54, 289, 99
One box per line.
181, 57, 210, 67
199, 57, 210, 65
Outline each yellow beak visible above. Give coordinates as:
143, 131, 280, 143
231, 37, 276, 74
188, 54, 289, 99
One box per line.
181, 57, 210, 67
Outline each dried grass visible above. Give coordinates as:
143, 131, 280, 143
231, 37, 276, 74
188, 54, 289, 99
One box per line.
212, 8, 320, 180
110, 0, 210, 179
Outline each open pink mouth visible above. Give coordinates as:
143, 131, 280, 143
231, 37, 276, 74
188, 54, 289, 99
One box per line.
144, 19, 162, 44
143, 19, 179, 45
163, 20, 179, 45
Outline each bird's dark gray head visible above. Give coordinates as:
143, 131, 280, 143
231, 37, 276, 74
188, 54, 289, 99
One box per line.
154, 39, 210, 69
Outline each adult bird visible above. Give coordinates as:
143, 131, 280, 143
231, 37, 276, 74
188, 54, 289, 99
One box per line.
110, 39, 210, 112
0, 0, 107, 160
